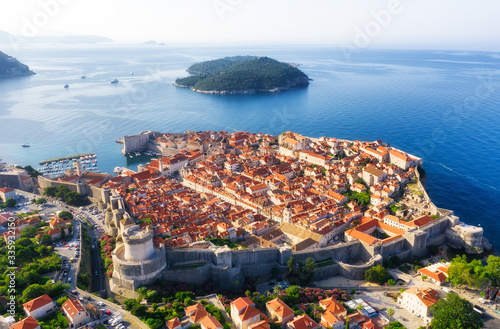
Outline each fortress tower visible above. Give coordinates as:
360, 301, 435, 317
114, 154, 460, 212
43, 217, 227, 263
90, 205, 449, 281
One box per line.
122, 226, 155, 261
111, 226, 166, 291
282, 203, 292, 224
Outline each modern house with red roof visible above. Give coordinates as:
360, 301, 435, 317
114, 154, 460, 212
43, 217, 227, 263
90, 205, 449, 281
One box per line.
266, 298, 294, 326
286, 314, 319, 329
9, 316, 40, 329
0, 187, 16, 202
22, 294, 56, 319
200, 315, 223, 329
166, 317, 182, 329
62, 298, 90, 327
398, 287, 440, 324
231, 297, 262, 329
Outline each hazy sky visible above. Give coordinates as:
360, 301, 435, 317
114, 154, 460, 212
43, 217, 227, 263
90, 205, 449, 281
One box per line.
0, 0, 499, 50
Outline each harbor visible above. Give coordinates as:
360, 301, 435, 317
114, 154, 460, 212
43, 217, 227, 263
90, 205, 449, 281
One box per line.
38, 153, 101, 177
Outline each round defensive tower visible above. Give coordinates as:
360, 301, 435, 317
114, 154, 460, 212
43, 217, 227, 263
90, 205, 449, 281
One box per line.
122, 226, 155, 261
111, 225, 166, 290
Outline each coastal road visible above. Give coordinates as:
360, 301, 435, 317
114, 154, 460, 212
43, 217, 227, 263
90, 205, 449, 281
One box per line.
75, 288, 148, 329
87, 226, 104, 293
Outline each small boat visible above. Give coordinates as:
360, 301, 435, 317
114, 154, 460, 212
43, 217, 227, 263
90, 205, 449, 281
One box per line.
21, 135, 30, 147
130, 72, 134, 75
64, 84, 69, 88
81, 76, 86, 79
111, 78, 119, 84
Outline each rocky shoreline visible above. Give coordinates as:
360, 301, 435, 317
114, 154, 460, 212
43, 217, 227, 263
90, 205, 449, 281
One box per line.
0, 50, 35, 78
173, 76, 309, 95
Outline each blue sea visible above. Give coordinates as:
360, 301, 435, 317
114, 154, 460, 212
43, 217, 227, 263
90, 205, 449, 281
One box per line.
0, 45, 499, 250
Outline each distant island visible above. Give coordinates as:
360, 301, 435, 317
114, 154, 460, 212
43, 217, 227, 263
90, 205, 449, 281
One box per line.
174, 56, 310, 94
143, 40, 166, 46
0, 50, 35, 78
0, 29, 113, 45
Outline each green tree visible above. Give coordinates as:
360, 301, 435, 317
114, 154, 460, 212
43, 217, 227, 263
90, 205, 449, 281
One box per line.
21, 226, 39, 238
35, 198, 47, 205
287, 256, 296, 273
38, 234, 52, 246
145, 318, 163, 329
387, 279, 396, 286
431, 293, 482, 329
21, 284, 45, 302
385, 322, 404, 329
364, 265, 390, 285
58, 210, 73, 220
387, 308, 395, 321
36, 245, 51, 257
44, 186, 58, 197
57, 296, 68, 307
56, 185, 71, 199
484, 255, 500, 286
4, 198, 16, 208
448, 255, 488, 289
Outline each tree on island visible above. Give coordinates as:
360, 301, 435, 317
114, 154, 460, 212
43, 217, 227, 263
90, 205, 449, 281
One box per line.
431, 293, 483, 329
175, 56, 309, 93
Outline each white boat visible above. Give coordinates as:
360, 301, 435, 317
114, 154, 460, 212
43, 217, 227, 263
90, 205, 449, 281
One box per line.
21, 135, 30, 147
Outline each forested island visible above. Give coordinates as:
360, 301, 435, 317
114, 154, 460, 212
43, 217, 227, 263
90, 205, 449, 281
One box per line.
174, 56, 309, 94
0, 50, 35, 78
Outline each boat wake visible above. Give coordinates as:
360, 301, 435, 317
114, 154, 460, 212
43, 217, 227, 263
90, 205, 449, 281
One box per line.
429, 161, 499, 192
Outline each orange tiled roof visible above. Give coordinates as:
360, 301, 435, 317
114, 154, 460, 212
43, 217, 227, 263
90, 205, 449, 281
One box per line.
200, 315, 222, 329
405, 287, 440, 307
266, 298, 294, 320
23, 294, 53, 312
418, 268, 447, 283
166, 317, 181, 329
319, 297, 346, 315
240, 305, 261, 321
9, 316, 39, 329
231, 297, 254, 311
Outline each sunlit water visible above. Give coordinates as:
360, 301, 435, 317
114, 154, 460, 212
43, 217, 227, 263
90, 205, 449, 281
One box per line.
1, 45, 499, 250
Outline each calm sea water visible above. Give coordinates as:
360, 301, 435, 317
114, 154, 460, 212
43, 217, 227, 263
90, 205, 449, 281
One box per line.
0, 45, 499, 250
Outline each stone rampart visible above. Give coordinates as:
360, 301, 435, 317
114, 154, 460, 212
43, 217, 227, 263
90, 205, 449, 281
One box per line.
292, 240, 364, 263
338, 254, 383, 280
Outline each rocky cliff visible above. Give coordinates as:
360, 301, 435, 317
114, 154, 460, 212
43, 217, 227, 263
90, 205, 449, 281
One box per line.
0, 51, 35, 78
